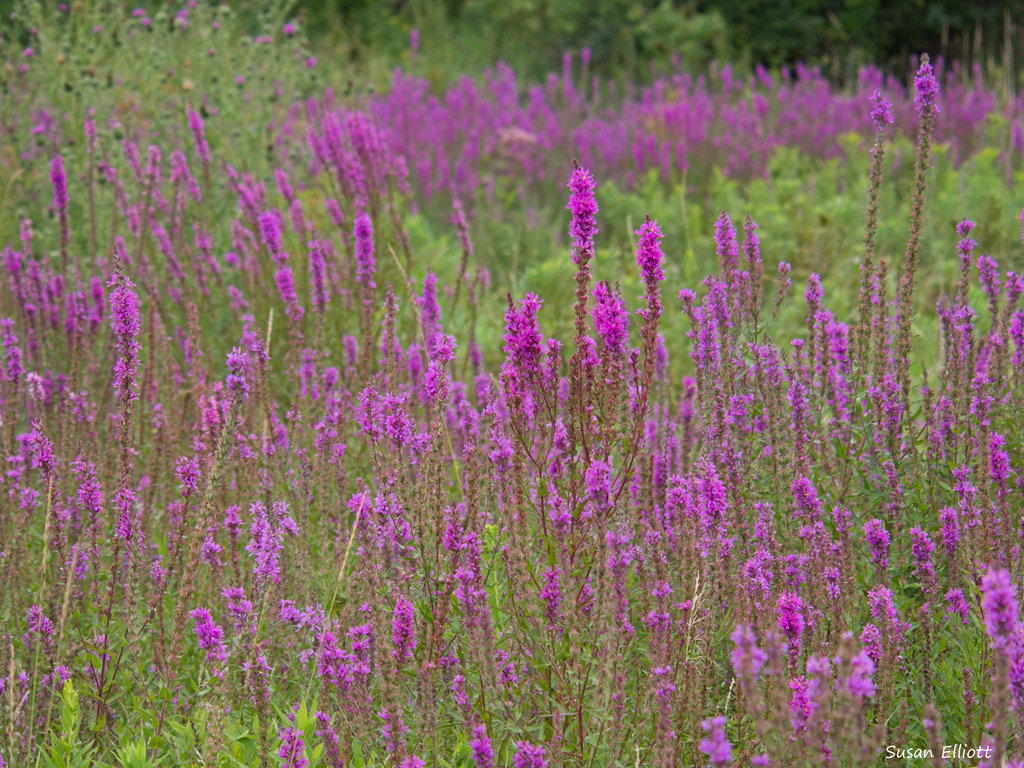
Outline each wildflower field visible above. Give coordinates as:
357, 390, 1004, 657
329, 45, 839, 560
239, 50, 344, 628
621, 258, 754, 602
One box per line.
3, 1, 1024, 766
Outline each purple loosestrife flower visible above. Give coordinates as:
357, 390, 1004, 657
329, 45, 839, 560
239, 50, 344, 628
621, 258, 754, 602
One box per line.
345, 110, 389, 190
418, 272, 442, 352
379, 708, 409, 753
789, 674, 819, 734
145, 144, 162, 186
309, 240, 328, 312
187, 109, 211, 166
606, 528, 635, 636
246, 501, 284, 584
1013, 305, 1024, 368
957, 219, 976, 243
326, 198, 345, 231
567, 163, 598, 264
170, 150, 200, 203
391, 595, 416, 662
512, 741, 548, 768
288, 198, 306, 236
730, 624, 766, 687
776, 591, 804, 666
422, 334, 456, 406
470, 723, 494, 768
2, 319, 22, 382
4, 248, 23, 298
51, 153, 71, 264
584, 457, 613, 516
24, 605, 54, 648
242, 651, 272, 704
863, 519, 890, 572
223, 512, 240, 540
981, 567, 1020, 649
860, 624, 882, 664
954, 221, 977, 309
50, 154, 68, 213
455, 565, 488, 630
790, 475, 822, 521
940, 507, 959, 558
452, 674, 472, 719
176, 457, 201, 496
74, 454, 104, 518
699, 716, 732, 767
123, 141, 143, 183
225, 347, 250, 403
114, 487, 137, 544
354, 213, 376, 294
27, 422, 55, 478
275, 267, 302, 320
275, 168, 295, 202
635, 216, 665, 416
635, 216, 665, 290
259, 210, 286, 265
946, 589, 970, 626
278, 725, 308, 768
497, 655, 528, 692
742, 215, 764, 315
991, 432, 1011, 494
868, 585, 907, 643
314, 713, 343, 768
871, 89, 894, 126
978, 254, 1001, 313
108, 269, 141, 399
189, 607, 227, 665
223, 586, 252, 632
541, 567, 562, 628
910, 527, 936, 585
592, 281, 629, 359
837, 647, 877, 699
501, 292, 545, 407
914, 57, 941, 114
714, 211, 740, 284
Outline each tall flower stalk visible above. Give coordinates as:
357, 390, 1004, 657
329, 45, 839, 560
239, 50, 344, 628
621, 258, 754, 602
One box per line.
857, 90, 893, 380
895, 55, 940, 404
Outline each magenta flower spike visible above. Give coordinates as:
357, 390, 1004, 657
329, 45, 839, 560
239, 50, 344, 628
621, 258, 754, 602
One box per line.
354, 213, 376, 294
913, 57, 941, 115
592, 281, 629, 359
391, 595, 416, 662
469, 724, 494, 768
278, 725, 308, 768
108, 268, 141, 399
567, 163, 598, 265
50, 153, 68, 213
512, 741, 548, 768
699, 716, 732, 767
981, 567, 1020, 649
870, 89, 894, 127
259, 210, 287, 266
635, 216, 665, 288
309, 240, 329, 312
187, 108, 212, 166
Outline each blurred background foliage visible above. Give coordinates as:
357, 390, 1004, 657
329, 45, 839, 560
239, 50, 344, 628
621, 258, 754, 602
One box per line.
292, 0, 1024, 87
8, 1, 1019, 94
